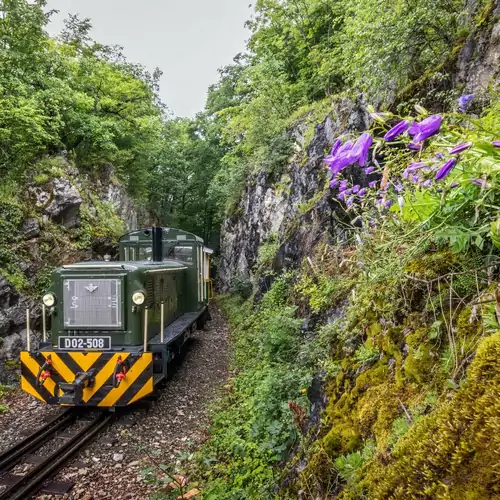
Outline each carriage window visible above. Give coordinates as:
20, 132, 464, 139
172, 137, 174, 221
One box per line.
166, 245, 194, 263
139, 247, 153, 261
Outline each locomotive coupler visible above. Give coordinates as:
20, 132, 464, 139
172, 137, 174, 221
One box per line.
59, 368, 97, 405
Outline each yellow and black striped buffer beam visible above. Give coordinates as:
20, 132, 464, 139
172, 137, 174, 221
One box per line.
20, 351, 154, 407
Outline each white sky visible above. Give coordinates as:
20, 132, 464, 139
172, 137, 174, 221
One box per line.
45, 0, 252, 117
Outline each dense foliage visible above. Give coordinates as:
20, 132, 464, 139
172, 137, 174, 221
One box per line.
189, 94, 500, 499
151, 0, 488, 229
0, 0, 164, 198
200, 0, 490, 218
148, 116, 223, 246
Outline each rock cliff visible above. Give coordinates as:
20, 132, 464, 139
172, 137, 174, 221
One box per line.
219, 99, 369, 291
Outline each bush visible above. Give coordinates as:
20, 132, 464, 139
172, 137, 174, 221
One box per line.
192, 286, 313, 498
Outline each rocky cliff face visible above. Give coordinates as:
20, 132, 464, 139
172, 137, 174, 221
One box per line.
218, 3, 500, 291
455, 0, 500, 92
0, 158, 152, 383
219, 99, 369, 291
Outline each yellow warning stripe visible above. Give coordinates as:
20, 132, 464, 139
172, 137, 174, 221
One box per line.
20, 352, 58, 397
69, 352, 102, 372
98, 354, 152, 407
43, 352, 74, 383
128, 378, 154, 405
82, 353, 130, 403
21, 375, 45, 402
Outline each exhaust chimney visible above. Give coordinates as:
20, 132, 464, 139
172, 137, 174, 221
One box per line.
152, 226, 163, 262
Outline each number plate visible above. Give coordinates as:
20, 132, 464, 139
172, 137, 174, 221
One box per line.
58, 336, 111, 351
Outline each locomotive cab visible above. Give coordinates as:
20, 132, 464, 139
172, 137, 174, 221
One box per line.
20, 227, 212, 408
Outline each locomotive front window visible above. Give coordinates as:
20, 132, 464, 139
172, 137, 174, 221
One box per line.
123, 245, 152, 261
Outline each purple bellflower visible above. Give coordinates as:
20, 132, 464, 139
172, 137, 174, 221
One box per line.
364, 166, 375, 174
408, 162, 427, 171
395, 183, 404, 193
471, 179, 490, 188
435, 158, 458, 181
408, 122, 420, 135
408, 143, 422, 151
345, 188, 353, 196
421, 180, 433, 188
384, 120, 411, 142
369, 181, 378, 188
492, 141, 500, 148
339, 180, 349, 192
329, 151, 357, 175
337, 141, 353, 155
449, 142, 472, 154
358, 188, 367, 196
330, 139, 342, 157
352, 185, 361, 193
411, 115, 443, 143
351, 133, 373, 166
337, 192, 346, 200
458, 94, 474, 112
330, 179, 339, 189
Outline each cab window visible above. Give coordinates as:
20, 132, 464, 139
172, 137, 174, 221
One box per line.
166, 244, 194, 263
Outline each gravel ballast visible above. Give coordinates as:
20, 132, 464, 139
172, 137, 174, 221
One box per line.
0, 305, 229, 500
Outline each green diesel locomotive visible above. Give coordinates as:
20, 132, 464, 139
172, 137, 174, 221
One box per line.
20, 227, 212, 408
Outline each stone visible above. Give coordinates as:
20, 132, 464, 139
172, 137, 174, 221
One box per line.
44, 178, 82, 229
19, 218, 40, 239
0, 277, 18, 309
218, 99, 369, 292
0, 311, 10, 336
1, 333, 22, 359
112, 453, 124, 462
29, 186, 51, 208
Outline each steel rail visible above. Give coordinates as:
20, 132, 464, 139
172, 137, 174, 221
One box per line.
0, 410, 75, 472
0, 413, 113, 500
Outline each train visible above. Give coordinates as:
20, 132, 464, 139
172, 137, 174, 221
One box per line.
20, 227, 213, 408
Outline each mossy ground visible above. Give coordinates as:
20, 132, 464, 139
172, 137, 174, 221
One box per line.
196, 214, 499, 499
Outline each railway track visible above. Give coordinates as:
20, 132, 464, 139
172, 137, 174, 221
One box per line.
0, 409, 113, 500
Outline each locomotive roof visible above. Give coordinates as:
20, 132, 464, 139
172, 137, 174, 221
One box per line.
62, 259, 188, 271
120, 227, 203, 243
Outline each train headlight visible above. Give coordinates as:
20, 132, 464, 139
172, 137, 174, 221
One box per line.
132, 291, 146, 305
42, 293, 56, 307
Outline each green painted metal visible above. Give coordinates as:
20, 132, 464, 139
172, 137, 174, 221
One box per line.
44, 227, 208, 349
